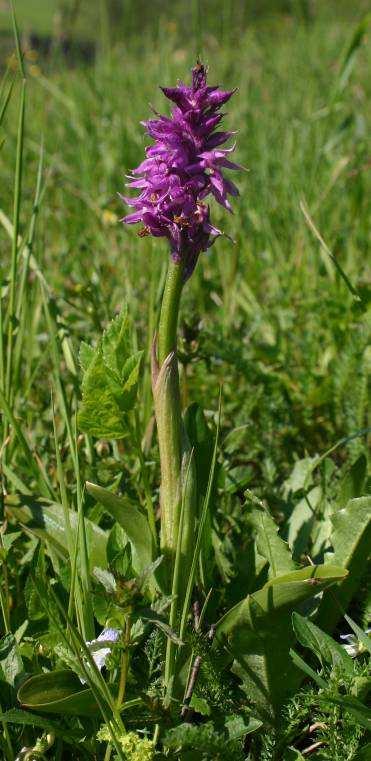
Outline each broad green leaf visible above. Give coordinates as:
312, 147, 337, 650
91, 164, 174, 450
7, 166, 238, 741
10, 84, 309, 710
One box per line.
216, 565, 347, 725
78, 307, 142, 439
18, 671, 99, 716
86, 481, 154, 576
5, 494, 107, 571
292, 612, 353, 674
318, 496, 371, 632
245, 496, 295, 578
282, 456, 317, 497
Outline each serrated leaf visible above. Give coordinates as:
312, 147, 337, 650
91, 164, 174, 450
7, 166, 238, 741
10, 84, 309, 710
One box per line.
79, 341, 95, 373
292, 612, 353, 674
318, 496, 371, 632
78, 350, 127, 438
216, 565, 347, 725
78, 307, 142, 439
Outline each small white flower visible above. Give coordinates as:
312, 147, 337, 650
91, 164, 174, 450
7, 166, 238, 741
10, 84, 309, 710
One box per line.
340, 628, 371, 658
83, 628, 121, 678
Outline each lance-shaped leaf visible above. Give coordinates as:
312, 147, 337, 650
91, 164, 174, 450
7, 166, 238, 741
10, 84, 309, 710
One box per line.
152, 349, 182, 560
86, 481, 154, 576
216, 565, 347, 725
5, 494, 107, 570
245, 494, 295, 578
78, 307, 143, 439
317, 496, 371, 632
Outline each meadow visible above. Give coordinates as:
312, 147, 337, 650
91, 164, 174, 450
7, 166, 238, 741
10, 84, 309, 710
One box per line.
0, 1, 370, 759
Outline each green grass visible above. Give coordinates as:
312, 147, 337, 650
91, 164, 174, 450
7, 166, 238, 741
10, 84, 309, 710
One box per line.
0, 1, 370, 759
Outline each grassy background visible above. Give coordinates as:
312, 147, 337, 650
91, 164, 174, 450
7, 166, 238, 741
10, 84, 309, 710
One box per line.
0, 3, 369, 757
0, 0, 370, 493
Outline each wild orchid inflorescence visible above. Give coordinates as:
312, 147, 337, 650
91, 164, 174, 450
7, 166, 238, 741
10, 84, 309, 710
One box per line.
123, 62, 239, 279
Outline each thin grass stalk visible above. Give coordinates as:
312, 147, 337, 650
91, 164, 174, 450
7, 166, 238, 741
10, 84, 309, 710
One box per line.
74, 416, 95, 641
52, 398, 84, 632
0, 79, 14, 129
5, 77, 25, 404
0, 300, 4, 396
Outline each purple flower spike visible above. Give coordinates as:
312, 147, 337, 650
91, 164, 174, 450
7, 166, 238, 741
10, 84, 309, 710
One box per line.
122, 62, 239, 279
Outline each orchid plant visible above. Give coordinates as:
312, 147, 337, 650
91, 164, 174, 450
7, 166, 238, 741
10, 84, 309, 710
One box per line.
77, 63, 348, 715
8, 62, 369, 761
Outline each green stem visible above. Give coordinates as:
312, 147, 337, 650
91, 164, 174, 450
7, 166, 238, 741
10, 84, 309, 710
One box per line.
158, 258, 184, 366
155, 257, 198, 702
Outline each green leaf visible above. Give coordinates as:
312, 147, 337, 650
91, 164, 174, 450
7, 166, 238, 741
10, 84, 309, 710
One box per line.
318, 694, 371, 731
17, 671, 100, 716
245, 494, 295, 578
78, 307, 143, 439
79, 341, 95, 372
292, 612, 354, 674
336, 13, 371, 93
92, 567, 117, 594
183, 402, 216, 586
318, 496, 371, 631
282, 456, 317, 497
0, 708, 84, 743
216, 565, 347, 725
289, 649, 328, 689
24, 543, 47, 622
86, 481, 154, 577
287, 486, 322, 559
224, 713, 262, 738
338, 454, 367, 506
107, 523, 133, 577
5, 494, 107, 571
0, 634, 23, 686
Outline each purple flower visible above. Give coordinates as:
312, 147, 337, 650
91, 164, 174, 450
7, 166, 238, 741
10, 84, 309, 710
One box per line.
122, 62, 240, 279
